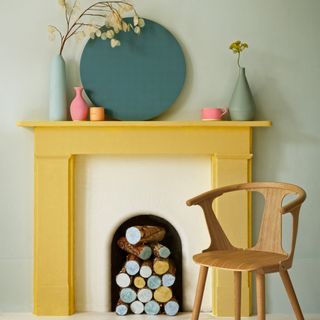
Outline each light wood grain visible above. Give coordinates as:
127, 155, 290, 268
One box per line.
187, 182, 306, 320
192, 266, 208, 320
256, 273, 265, 320
234, 272, 241, 320
280, 270, 304, 320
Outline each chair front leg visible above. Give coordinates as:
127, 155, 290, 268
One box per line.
192, 265, 208, 320
280, 270, 304, 320
256, 272, 266, 320
234, 271, 241, 320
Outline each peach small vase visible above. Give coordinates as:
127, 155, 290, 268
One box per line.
70, 87, 89, 121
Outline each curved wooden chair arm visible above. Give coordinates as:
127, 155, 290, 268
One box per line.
186, 182, 306, 255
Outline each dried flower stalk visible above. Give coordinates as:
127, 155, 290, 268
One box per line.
48, 0, 145, 55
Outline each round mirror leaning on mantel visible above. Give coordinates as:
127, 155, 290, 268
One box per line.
80, 18, 186, 121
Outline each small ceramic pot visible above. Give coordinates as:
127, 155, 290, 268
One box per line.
90, 107, 105, 121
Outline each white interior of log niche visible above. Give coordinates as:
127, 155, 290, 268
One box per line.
74, 155, 212, 312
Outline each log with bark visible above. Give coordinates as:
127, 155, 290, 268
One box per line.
147, 274, 161, 290
117, 237, 152, 260
133, 276, 146, 289
161, 260, 176, 287
153, 257, 170, 275
137, 288, 153, 303
154, 286, 173, 303
126, 226, 166, 245
164, 297, 180, 316
144, 300, 161, 315
130, 300, 144, 314
151, 242, 171, 258
115, 299, 128, 316
139, 260, 153, 278
124, 254, 141, 276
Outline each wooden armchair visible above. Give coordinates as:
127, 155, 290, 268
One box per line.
187, 182, 306, 320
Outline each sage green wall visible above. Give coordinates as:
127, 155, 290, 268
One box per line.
0, 0, 319, 314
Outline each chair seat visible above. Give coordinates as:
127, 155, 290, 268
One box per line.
193, 249, 288, 271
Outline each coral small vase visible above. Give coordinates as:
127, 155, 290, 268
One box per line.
70, 87, 89, 121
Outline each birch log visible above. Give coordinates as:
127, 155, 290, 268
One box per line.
130, 300, 144, 314
119, 287, 137, 304
137, 288, 153, 303
153, 257, 169, 275
162, 260, 176, 287
139, 260, 153, 278
116, 269, 131, 288
117, 237, 152, 260
151, 242, 171, 258
125, 254, 141, 276
147, 275, 161, 290
164, 298, 180, 316
133, 276, 146, 289
126, 226, 165, 245
154, 286, 173, 303
144, 300, 161, 315
115, 299, 128, 316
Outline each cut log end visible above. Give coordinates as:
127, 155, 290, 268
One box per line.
119, 288, 137, 304
137, 288, 153, 303
140, 262, 152, 278
144, 300, 160, 315
154, 286, 173, 303
162, 273, 176, 287
153, 257, 170, 275
116, 272, 131, 288
164, 299, 180, 316
147, 275, 161, 290
130, 300, 144, 314
133, 276, 146, 289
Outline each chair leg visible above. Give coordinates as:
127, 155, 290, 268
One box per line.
280, 270, 304, 320
234, 271, 241, 320
256, 272, 266, 320
192, 265, 208, 320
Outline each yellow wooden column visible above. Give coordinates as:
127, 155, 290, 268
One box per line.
211, 152, 253, 316
34, 153, 75, 315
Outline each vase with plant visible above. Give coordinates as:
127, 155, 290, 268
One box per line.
228, 40, 255, 121
48, 0, 144, 120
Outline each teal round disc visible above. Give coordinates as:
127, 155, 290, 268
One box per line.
80, 18, 186, 120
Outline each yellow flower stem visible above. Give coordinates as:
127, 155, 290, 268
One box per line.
237, 52, 241, 68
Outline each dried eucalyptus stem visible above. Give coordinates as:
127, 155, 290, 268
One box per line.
48, 0, 145, 55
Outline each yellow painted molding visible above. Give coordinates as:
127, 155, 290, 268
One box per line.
17, 120, 271, 128
19, 120, 271, 316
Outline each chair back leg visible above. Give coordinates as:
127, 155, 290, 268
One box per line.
256, 272, 266, 320
192, 266, 208, 320
234, 271, 241, 319
280, 270, 304, 320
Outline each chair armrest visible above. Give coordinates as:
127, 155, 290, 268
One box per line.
280, 191, 306, 214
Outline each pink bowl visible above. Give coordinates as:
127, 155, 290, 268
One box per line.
201, 107, 228, 120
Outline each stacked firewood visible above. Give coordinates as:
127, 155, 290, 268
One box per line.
115, 225, 180, 316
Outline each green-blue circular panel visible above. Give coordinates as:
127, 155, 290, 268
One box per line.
80, 19, 186, 120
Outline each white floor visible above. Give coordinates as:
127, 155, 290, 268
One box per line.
0, 313, 319, 320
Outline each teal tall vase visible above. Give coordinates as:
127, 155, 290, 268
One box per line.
229, 67, 255, 121
49, 54, 67, 120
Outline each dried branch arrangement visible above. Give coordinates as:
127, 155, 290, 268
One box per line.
48, 0, 145, 55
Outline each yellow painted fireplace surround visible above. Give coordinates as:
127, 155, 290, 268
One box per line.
18, 120, 271, 316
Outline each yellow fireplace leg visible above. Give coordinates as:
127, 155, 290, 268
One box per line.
34, 155, 74, 315
211, 153, 252, 316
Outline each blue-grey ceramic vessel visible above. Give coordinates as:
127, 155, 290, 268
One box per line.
229, 67, 255, 121
49, 54, 67, 120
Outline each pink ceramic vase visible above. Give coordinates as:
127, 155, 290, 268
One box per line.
70, 87, 89, 121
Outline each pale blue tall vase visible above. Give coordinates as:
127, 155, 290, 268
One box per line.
229, 67, 255, 120
49, 54, 67, 120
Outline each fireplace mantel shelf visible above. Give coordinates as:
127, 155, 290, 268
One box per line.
18, 120, 271, 128
19, 119, 271, 317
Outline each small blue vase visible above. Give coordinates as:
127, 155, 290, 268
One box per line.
229, 67, 255, 121
49, 54, 67, 120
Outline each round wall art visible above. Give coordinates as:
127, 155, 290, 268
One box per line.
80, 18, 186, 120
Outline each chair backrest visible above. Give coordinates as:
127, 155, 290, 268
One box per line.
187, 182, 306, 258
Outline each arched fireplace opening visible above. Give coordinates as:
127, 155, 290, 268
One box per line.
111, 214, 183, 312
